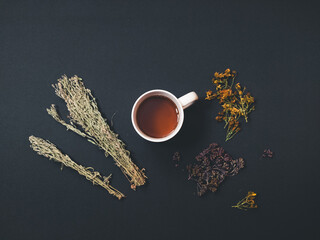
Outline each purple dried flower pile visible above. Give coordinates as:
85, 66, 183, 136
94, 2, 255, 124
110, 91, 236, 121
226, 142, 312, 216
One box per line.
187, 143, 245, 197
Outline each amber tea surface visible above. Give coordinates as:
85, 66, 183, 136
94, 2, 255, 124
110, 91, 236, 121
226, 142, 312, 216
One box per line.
136, 96, 179, 138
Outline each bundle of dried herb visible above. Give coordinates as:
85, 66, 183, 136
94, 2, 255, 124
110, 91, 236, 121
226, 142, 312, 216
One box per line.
29, 136, 125, 200
172, 152, 181, 167
187, 143, 244, 196
232, 191, 258, 210
47, 75, 146, 189
205, 69, 255, 141
261, 149, 273, 159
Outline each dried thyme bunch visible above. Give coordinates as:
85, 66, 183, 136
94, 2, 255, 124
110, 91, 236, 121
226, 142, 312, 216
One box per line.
47, 75, 146, 189
187, 143, 245, 196
29, 136, 125, 199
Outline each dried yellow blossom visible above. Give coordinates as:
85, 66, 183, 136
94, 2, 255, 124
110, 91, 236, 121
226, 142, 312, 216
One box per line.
205, 69, 255, 141
232, 191, 258, 210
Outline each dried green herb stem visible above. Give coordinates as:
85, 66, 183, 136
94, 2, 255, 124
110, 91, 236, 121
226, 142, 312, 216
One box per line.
29, 136, 125, 200
47, 75, 146, 189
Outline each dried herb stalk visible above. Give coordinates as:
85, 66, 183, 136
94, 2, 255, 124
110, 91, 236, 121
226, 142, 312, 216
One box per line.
29, 136, 125, 199
232, 191, 258, 210
47, 75, 146, 189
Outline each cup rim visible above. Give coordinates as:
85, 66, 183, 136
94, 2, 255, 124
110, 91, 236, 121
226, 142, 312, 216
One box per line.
131, 89, 184, 142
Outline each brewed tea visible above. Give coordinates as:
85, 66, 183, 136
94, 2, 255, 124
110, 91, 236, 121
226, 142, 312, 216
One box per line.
136, 96, 178, 138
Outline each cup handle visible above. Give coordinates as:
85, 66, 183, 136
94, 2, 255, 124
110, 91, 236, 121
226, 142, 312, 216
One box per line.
178, 91, 199, 109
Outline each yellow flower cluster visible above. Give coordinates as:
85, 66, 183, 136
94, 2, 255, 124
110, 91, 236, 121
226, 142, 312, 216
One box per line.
206, 69, 255, 141
232, 191, 258, 210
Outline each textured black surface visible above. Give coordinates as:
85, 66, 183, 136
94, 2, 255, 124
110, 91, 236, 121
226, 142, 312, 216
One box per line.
1, 1, 319, 239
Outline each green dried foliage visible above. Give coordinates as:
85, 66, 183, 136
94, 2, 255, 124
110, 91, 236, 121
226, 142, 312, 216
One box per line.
29, 136, 125, 200
47, 75, 146, 189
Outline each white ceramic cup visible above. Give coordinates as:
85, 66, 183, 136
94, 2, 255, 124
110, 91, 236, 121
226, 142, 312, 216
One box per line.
131, 89, 199, 142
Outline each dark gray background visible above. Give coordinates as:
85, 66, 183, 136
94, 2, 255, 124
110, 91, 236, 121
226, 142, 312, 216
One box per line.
1, 0, 319, 239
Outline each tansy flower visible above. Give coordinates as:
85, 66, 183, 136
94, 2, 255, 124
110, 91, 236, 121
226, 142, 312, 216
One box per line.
231, 107, 240, 115
205, 90, 215, 100
215, 116, 223, 121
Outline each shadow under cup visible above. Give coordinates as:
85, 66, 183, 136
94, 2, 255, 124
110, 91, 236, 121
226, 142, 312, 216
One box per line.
131, 90, 185, 142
